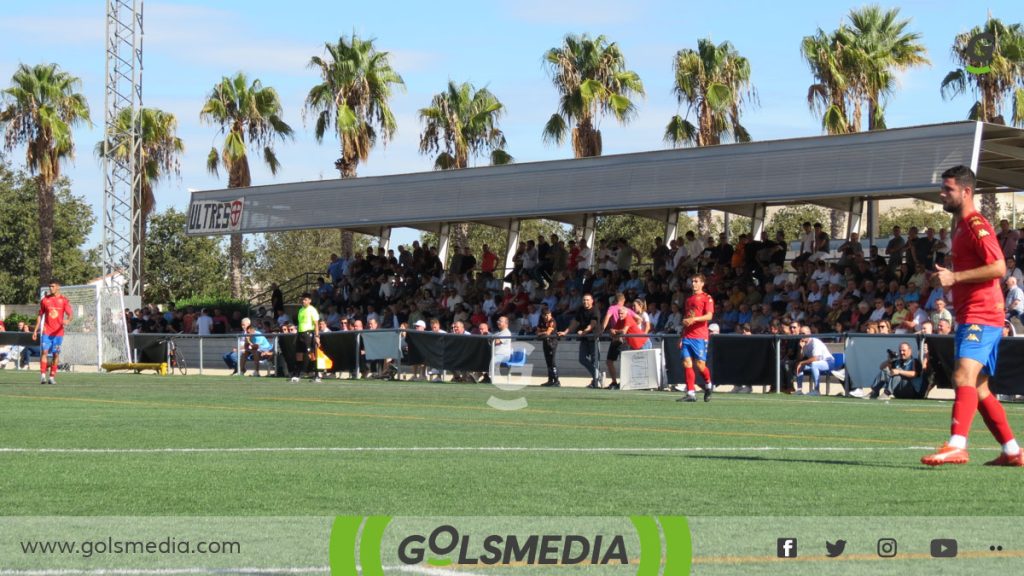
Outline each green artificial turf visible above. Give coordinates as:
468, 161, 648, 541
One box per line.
5, 371, 1024, 574
2, 371, 1022, 518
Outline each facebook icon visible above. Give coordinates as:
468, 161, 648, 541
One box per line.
777, 538, 798, 558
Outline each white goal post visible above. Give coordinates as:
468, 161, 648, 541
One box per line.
38, 283, 131, 369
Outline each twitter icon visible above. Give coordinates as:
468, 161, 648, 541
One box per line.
825, 540, 847, 558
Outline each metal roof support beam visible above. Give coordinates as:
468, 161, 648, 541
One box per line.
978, 167, 1024, 191
984, 142, 1024, 161
503, 219, 521, 281
847, 198, 865, 238
582, 213, 597, 271
664, 209, 680, 247
437, 223, 451, 269
867, 200, 879, 242
378, 226, 391, 252
751, 203, 767, 240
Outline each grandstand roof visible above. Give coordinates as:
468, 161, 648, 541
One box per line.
187, 121, 1024, 236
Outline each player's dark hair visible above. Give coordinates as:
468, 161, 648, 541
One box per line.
941, 165, 976, 190
300, 292, 312, 299
692, 273, 706, 282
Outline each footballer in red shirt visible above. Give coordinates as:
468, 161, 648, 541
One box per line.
922, 166, 1020, 466
678, 274, 715, 402
32, 281, 73, 385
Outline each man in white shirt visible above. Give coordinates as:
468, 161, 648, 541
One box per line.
1006, 277, 1024, 320
493, 315, 513, 362
577, 240, 593, 275
794, 326, 835, 396
195, 308, 214, 335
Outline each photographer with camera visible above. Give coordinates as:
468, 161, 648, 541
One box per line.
862, 342, 923, 399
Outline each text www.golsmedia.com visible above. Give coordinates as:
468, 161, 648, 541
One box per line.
20, 537, 240, 558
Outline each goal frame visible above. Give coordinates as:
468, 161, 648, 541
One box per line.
38, 282, 130, 370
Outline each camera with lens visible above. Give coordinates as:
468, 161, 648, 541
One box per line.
886, 349, 898, 361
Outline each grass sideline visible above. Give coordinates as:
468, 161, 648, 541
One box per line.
1, 371, 1023, 517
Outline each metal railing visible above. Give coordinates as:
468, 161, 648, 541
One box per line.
248, 272, 324, 312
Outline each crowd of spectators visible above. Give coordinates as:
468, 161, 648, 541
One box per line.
5, 219, 1024, 390
119, 218, 1024, 343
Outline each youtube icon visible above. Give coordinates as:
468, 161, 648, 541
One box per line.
930, 539, 958, 558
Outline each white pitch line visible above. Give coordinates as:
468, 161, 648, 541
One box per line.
0, 568, 327, 576
0, 445, 956, 454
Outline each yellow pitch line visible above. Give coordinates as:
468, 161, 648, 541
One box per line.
0, 393, 909, 445
256, 396, 950, 434
694, 549, 1024, 564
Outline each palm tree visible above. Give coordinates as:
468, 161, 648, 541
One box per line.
0, 63, 90, 287
802, 27, 854, 135
201, 73, 293, 298
664, 38, 755, 236
419, 80, 511, 170
306, 33, 404, 256
96, 107, 184, 287
942, 18, 1024, 221
543, 33, 645, 158
419, 80, 512, 249
941, 18, 1024, 125
803, 6, 928, 236
845, 5, 929, 131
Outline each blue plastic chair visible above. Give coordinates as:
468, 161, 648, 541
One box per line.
499, 349, 528, 383
826, 353, 846, 396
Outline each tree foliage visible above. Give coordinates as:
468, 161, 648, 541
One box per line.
201, 72, 293, 298
0, 163, 98, 303
419, 80, 510, 170
306, 33, 405, 178
253, 229, 373, 286
708, 215, 753, 240
421, 220, 566, 272
542, 33, 644, 158
143, 208, 232, 304
665, 38, 756, 235
0, 62, 91, 287
879, 200, 953, 234
765, 204, 831, 242
596, 213, 697, 257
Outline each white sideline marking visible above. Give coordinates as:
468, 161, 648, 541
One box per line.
0, 446, 947, 454
0, 566, 487, 576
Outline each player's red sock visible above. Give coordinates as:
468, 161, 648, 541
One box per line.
50, 361, 58, 377
979, 393, 1016, 445
951, 386, 979, 438
684, 367, 696, 392
40, 357, 48, 376
700, 366, 712, 385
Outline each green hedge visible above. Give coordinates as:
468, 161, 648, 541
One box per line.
2, 312, 36, 329
172, 296, 250, 318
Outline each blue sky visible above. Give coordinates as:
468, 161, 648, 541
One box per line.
0, 0, 1018, 249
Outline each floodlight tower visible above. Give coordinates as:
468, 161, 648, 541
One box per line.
100, 0, 144, 298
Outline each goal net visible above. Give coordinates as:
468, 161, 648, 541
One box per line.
38, 283, 131, 368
